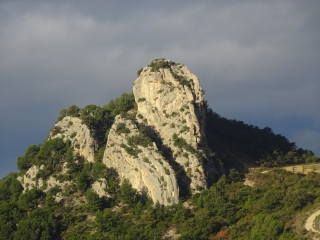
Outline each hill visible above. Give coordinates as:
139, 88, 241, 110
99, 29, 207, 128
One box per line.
0, 59, 319, 239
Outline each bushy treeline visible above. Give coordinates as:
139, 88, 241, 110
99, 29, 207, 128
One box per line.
2, 166, 320, 239
56, 92, 136, 147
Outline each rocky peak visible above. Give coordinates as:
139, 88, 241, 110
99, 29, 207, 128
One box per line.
132, 59, 218, 194
134, 59, 207, 149
19, 59, 220, 207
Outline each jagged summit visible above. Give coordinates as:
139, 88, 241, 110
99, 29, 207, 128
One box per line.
134, 59, 207, 149
132, 59, 219, 194
102, 59, 220, 204
17, 59, 222, 206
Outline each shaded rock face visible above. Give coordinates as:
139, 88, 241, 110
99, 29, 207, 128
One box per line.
50, 116, 97, 162
103, 115, 179, 205
133, 59, 216, 193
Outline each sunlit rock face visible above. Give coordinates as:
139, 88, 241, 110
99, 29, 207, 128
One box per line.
15, 59, 223, 207
132, 59, 217, 194
50, 116, 97, 162
103, 115, 179, 206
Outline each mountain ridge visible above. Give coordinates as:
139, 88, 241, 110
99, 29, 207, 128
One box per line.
1, 59, 318, 239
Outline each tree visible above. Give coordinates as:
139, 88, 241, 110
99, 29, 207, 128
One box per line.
227, 169, 243, 183
17, 145, 40, 171
248, 214, 284, 240
85, 189, 103, 212
17, 188, 43, 211
103, 92, 136, 117
76, 172, 89, 192
0, 173, 23, 202
92, 161, 106, 180
120, 179, 137, 204
14, 208, 58, 240
66, 105, 80, 117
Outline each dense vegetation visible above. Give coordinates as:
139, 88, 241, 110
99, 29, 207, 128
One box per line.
204, 102, 318, 172
2, 167, 320, 239
1, 90, 319, 239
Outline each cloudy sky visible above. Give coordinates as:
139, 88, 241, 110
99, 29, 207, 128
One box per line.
1, 0, 319, 178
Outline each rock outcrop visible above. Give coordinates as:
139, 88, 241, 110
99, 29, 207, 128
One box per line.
50, 116, 97, 162
17, 165, 44, 192
133, 59, 216, 192
103, 115, 179, 205
18, 59, 221, 206
92, 178, 109, 198
17, 164, 71, 194
134, 60, 207, 148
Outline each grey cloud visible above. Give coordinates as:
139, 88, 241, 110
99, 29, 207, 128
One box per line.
291, 130, 320, 154
0, 0, 319, 178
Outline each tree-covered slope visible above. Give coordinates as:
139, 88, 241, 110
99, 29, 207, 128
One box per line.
204, 103, 318, 172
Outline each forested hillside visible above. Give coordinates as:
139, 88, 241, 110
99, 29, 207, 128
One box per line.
204, 103, 317, 172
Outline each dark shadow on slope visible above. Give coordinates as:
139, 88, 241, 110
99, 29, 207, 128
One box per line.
141, 124, 192, 198
192, 101, 208, 148
204, 106, 315, 173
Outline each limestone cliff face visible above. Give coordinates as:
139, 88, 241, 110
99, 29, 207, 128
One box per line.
17, 164, 71, 194
50, 116, 97, 162
134, 60, 206, 148
103, 115, 179, 205
18, 59, 220, 206
17, 165, 44, 192
133, 59, 213, 192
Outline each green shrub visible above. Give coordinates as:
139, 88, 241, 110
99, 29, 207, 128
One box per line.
172, 134, 203, 161
120, 144, 142, 157
70, 132, 77, 138
116, 123, 130, 134
148, 59, 170, 72
51, 126, 62, 136
143, 157, 150, 163
138, 98, 146, 102
171, 72, 191, 88
137, 68, 143, 76
180, 126, 190, 133
66, 105, 80, 117
127, 133, 152, 148
171, 112, 178, 117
